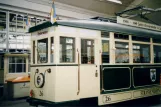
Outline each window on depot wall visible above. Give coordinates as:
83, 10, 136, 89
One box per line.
9, 57, 26, 73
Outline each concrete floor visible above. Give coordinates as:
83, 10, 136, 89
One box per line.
0, 97, 161, 107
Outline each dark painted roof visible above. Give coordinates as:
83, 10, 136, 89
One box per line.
29, 20, 161, 39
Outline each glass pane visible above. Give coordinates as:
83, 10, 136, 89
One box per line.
17, 14, 24, 32
0, 55, 4, 69
31, 17, 36, 27
16, 64, 23, 73
102, 40, 109, 63
60, 37, 75, 63
154, 45, 161, 63
114, 33, 129, 40
133, 44, 150, 63
101, 31, 109, 38
132, 36, 150, 42
37, 38, 48, 63
81, 39, 94, 64
9, 57, 15, 63
115, 42, 129, 63
0, 33, 6, 49
9, 64, 16, 73
9, 13, 17, 32
51, 37, 54, 63
153, 38, 161, 44
0, 11, 6, 31
16, 57, 26, 63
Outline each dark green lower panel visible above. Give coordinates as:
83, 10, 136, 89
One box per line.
102, 67, 131, 90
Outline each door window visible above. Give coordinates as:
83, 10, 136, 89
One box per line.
81, 39, 94, 64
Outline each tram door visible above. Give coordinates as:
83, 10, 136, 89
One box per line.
79, 38, 100, 98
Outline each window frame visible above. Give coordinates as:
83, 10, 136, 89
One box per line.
8, 56, 26, 74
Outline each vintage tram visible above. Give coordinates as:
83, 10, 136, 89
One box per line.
27, 17, 161, 106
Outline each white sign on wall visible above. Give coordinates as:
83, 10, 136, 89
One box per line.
117, 16, 161, 32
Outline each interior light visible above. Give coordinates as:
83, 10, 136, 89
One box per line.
105, 0, 122, 4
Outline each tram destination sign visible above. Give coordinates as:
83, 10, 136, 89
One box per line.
117, 16, 161, 32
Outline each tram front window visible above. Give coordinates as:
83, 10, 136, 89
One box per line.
37, 38, 48, 63
60, 37, 75, 63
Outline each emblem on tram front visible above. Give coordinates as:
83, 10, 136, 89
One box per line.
150, 69, 156, 82
35, 73, 45, 88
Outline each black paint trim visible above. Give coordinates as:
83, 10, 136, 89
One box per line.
27, 97, 79, 106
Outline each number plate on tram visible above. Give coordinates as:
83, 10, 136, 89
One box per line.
133, 87, 161, 98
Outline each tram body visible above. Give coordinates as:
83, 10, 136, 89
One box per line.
27, 19, 161, 106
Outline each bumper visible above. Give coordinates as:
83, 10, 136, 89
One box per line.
26, 97, 79, 106
26, 97, 55, 106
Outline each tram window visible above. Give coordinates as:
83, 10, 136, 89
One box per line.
33, 41, 35, 64
115, 42, 129, 63
133, 44, 150, 63
114, 33, 129, 40
60, 37, 75, 63
37, 38, 48, 63
102, 40, 109, 63
154, 45, 161, 63
101, 31, 109, 38
0, 56, 4, 69
153, 38, 161, 44
81, 39, 94, 64
132, 36, 150, 42
51, 37, 54, 63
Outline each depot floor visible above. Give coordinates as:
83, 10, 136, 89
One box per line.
0, 97, 161, 107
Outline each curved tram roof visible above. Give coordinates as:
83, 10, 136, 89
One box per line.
29, 20, 161, 39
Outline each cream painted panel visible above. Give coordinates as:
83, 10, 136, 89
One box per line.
79, 65, 99, 98
55, 66, 78, 102
30, 66, 56, 102
99, 92, 132, 105
12, 82, 30, 98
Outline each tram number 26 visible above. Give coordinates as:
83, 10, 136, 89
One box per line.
103, 95, 111, 103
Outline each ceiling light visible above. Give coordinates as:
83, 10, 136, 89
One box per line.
105, 0, 122, 4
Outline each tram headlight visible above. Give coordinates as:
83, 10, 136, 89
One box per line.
30, 89, 34, 97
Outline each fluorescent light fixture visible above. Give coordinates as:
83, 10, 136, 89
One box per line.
106, 0, 122, 4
